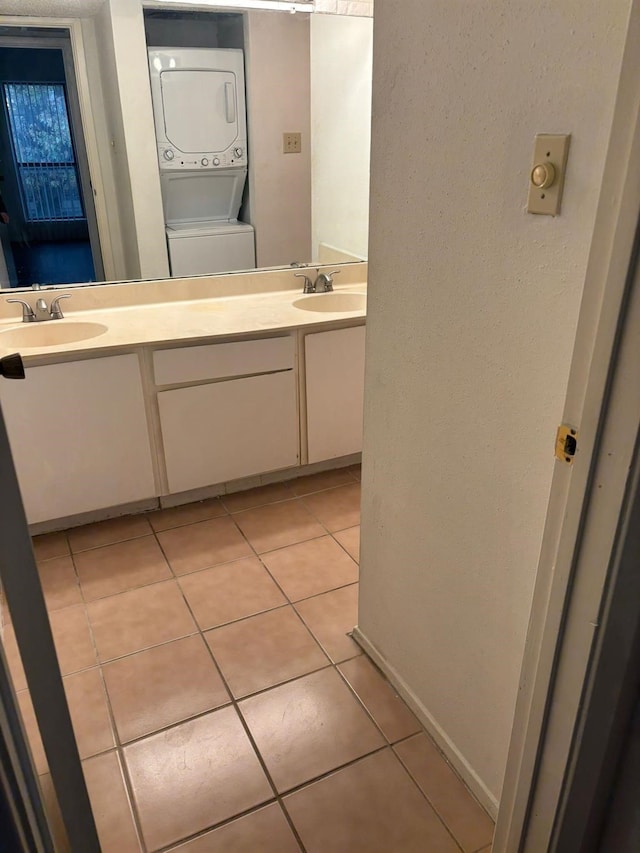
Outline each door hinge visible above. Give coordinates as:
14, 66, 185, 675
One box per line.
555, 424, 578, 463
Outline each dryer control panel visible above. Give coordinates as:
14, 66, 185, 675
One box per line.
158, 142, 248, 171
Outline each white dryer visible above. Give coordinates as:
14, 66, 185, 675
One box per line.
148, 47, 255, 276
148, 47, 248, 176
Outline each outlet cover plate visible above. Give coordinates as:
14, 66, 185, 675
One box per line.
283, 132, 302, 154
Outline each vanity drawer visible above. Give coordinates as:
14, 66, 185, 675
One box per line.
153, 335, 294, 385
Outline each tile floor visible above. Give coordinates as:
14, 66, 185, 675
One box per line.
6, 464, 494, 852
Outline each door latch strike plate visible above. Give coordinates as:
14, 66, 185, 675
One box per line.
556, 425, 578, 463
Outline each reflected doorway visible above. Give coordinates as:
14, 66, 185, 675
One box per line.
0, 30, 103, 289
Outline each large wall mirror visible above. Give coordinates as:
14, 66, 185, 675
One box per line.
0, 0, 373, 291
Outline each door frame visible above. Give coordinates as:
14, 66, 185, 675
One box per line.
0, 32, 105, 281
493, 2, 640, 849
0, 16, 116, 282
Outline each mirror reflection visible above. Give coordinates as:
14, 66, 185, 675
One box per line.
0, 2, 373, 291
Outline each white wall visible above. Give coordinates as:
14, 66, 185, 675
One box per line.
102, 0, 169, 280
245, 11, 311, 268
358, 0, 631, 808
316, 0, 373, 15
84, 9, 137, 280
310, 14, 372, 261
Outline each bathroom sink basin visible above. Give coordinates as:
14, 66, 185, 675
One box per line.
0, 321, 108, 349
293, 292, 366, 313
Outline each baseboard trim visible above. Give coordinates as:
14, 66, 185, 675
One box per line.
28, 455, 362, 532
352, 626, 499, 819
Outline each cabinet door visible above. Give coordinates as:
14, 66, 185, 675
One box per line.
158, 371, 299, 494
0, 355, 156, 524
305, 325, 366, 464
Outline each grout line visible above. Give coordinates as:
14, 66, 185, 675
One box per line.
277, 744, 390, 800
171, 579, 309, 853
392, 747, 467, 853
154, 801, 299, 853
28, 467, 376, 852
70, 550, 148, 853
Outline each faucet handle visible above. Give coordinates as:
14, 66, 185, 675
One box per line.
295, 273, 315, 294
6, 299, 36, 323
50, 293, 71, 320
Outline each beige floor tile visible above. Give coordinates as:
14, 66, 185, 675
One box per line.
261, 536, 358, 602
87, 581, 196, 662
64, 668, 115, 759
83, 751, 142, 853
124, 707, 272, 851
38, 775, 70, 853
284, 749, 458, 853
339, 656, 421, 743
239, 667, 384, 793
222, 481, 296, 513
148, 497, 226, 532
394, 734, 494, 853
103, 635, 230, 742
294, 584, 361, 663
38, 556, 82, 611
303, 483, 361, 532
179, 557, 286, 630
169, 803, 300, 852
205, 606, 329, 698
75, 536, 171, 601
157, 516, 253, 576
234, 500, 325, 554
334, 525, 360, 563
2, 622, 27, 691
68, 515, 152, 553
17, 690, 48, 774
32, 531, 69, 562
49, 605, 98, 675
289, 468, 354, 496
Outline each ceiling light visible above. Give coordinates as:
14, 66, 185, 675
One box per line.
150, 0, 315, 11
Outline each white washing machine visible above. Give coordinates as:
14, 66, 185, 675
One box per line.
148, 47, 255, 276
166, 221, 255, 276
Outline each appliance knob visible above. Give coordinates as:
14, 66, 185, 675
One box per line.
201, 157, 209, 166
163, 149, 174, 161
213, 157, 221, 166
234, 147, 243, 158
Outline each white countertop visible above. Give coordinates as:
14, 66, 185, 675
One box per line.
0, 283, 367, 363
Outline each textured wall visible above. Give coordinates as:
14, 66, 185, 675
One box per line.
359, 0, 630, 807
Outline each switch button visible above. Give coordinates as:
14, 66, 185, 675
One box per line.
531, 162, 556, 189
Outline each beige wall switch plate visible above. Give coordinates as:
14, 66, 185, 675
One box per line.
283, 132, 302, 154
527, 134, 571, 216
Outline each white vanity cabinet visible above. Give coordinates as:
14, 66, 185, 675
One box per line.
304, 324, 366, 463
155, 335, 299, 494
1, 354, 155, 524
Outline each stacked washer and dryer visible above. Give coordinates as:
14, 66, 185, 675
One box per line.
148, 47, 256, 277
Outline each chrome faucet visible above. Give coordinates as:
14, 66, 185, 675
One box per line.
315, 270, 340, 292
295, 269, 341, 294
295, 272, 316, 293
7, 293, 71, 322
